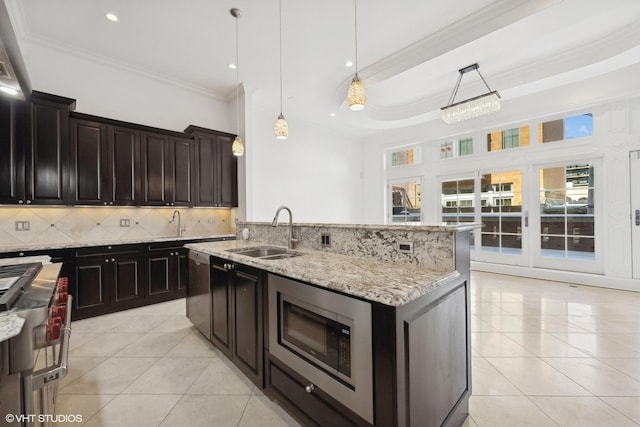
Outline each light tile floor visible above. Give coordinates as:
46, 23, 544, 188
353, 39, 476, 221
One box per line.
56, 271, 640, 426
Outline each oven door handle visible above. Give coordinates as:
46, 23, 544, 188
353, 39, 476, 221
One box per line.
32, 295, 72, 391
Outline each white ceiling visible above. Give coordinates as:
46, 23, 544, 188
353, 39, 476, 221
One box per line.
6, 0, 640, 136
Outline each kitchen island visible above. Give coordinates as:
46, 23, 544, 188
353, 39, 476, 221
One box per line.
185, 222, 475, 427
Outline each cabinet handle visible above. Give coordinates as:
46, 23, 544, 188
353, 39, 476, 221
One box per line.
109, 201, 113, 205
105, 259, 109, 263
636, 209, 640, 226
305, 384, 315, 393
18, 200, 24, 204
166, 203, 170, 206
26, 200, 31, 204
19, 252, 24, 256
104, 201, 108, 205
111, 258, 115, 262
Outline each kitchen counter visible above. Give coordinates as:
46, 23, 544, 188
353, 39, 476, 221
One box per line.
0, 234, 236, 254
0, 313, 25, 342
186, 240, 461, 307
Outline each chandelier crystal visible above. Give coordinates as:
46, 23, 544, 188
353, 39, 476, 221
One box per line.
441, 63, 500, 124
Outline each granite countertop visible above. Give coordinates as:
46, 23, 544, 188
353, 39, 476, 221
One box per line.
0, 313, 25, 342
0, 234, 237, 254
237, 221, 481, 233
186, 240, 461, 307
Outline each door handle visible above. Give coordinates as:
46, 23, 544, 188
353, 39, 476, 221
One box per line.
636, 209, 640, 226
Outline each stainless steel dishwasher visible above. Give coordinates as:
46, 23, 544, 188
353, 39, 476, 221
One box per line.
187, 250, 211, 340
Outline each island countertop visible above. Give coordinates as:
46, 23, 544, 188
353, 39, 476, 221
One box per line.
185, 240, 461, 307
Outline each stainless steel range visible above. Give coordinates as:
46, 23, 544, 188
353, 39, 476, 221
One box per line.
0, 260, 72, 427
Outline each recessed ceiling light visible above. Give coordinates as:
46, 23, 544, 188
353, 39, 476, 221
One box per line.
0, 86, 19, 96
228, 63, 237, 69
329, 112, 336, 117
105, 13, 118, 22
345, 60, 353, 68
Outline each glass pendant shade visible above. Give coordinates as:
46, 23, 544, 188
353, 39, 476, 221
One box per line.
348, 74, 366, 111
275, 113, 288, 139
231, 136, 244, 156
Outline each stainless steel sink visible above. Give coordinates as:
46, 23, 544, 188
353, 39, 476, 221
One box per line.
226, 246, 301, 260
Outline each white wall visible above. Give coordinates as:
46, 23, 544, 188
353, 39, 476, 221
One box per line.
20, 41, 231, 133
244, 102, 364, 224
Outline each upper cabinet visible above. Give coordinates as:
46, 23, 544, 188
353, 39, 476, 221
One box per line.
140, 131, 195, 206
186, 125, 238, 208
0, 91, 75, 205
3, 92, 235, 207
70, 118, 141, 205
0, 96, 27, 204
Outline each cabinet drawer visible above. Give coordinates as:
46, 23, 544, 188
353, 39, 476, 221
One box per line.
266, 355, 368, 427
74, 244, 142, 258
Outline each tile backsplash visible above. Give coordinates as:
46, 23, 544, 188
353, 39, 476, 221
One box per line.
0, 207, 233, 246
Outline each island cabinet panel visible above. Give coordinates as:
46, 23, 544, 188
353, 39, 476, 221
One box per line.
232, 265, 263, 386
210, 260, 232, 357
265, 353, 369, 427
208, 257, 264, 387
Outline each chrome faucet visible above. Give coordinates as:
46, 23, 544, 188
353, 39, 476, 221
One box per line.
271, 206, 297, 249
172, 210, 183, 237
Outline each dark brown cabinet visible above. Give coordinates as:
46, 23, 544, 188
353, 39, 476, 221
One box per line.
209, 257, 263, 386
0, 92, 74, 205
141, 131, 195, 206
185, 126, 238, 207
70, 118, 141, 205
69, 245, 145, 319
147, 243, 188, 301
0, 96, 27, 204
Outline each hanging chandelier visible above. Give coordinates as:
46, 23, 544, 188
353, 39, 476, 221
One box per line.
441, 63, 500, 124
230, 8, 244, 156
347, 0, 366, 111
274, 0, 288, 139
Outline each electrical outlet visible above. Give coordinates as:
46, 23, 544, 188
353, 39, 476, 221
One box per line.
15, 221, 30, 231
208, 218, 215, 224
120, 219, 130, 227
321, 233, 331, 247
398, 241, 413, 253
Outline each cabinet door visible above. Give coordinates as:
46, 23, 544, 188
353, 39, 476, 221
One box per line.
171, 136, 194, 206
110, 254, 145, 307
26, 100, 70, 204
141, 132, 172, 206
216, 135, 238, 207
71, 258, 111, 320
148, 250, 173, 298
232, 265, 263, 386
210, 259, 232, 357
107, 125, 140, 205
0, 97, 27, 204
176, 248, 189, 297
195, 133, 217, 206
70, 118, 108, 204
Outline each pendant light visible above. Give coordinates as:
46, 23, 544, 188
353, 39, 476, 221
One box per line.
230, 8, 244, 156
274, 0, 288, 139
347, 0, 366, 111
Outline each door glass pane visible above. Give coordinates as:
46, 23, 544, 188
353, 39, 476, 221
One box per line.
480, 171, 523, 254
539, 164, 594, 260
391, 180, 421, 223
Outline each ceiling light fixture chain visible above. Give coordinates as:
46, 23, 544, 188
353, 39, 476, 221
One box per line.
441, 62, 501, 124
347, 0, 366, 111
231, 8, 244, 156
275, 0, 288, 139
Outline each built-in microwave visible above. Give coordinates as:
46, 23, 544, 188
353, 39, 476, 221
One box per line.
268, 274, 373, 424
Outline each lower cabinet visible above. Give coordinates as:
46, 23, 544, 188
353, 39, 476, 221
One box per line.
147, 244, 189, 302
210, 257, 264, 387
265, 353, 370, 427
69, 246, 145, 319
